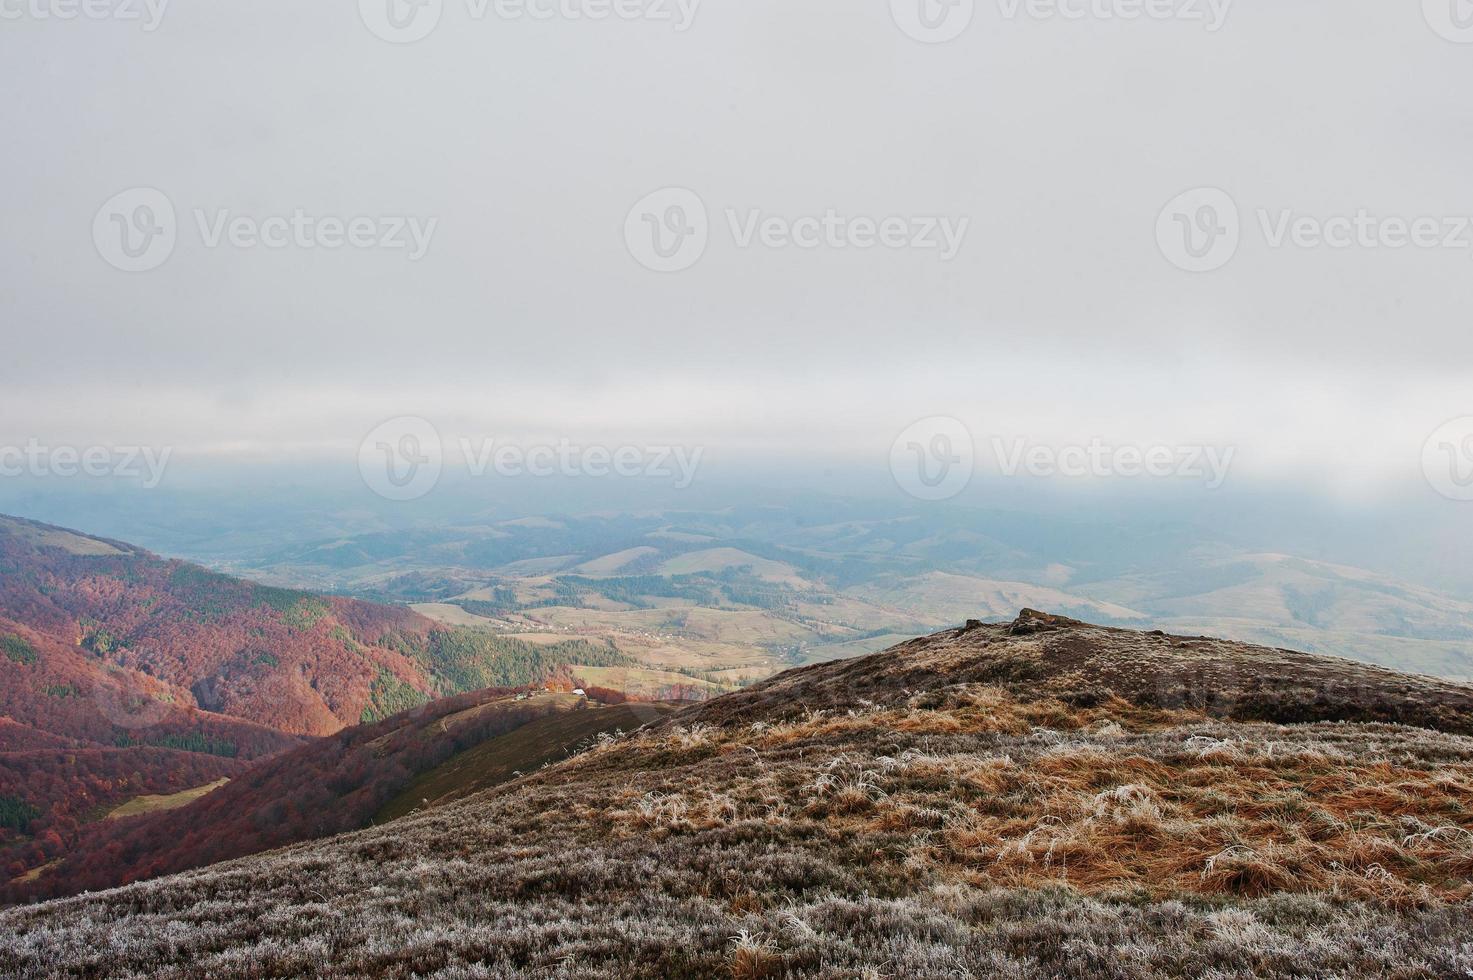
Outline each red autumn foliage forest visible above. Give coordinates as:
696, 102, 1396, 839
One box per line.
0, 515, 675, 896
4, 685, 638, 903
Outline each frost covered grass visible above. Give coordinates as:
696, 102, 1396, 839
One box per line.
3, 614, 1472, 978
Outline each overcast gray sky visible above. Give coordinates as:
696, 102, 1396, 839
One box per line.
3, 0, 1472, 500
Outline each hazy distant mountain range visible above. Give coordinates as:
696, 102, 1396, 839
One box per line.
182, 503, 1473, 683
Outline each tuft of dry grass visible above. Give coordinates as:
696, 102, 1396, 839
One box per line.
728, 930, 782, 979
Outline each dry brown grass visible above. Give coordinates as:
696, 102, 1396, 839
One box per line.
4, 612, 1473, 978
606, 681, 1473, 907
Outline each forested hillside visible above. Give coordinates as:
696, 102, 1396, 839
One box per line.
0, 515, 657, 894
4, 687, 661, 903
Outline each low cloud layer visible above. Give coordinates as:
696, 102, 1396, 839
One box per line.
2, 0, 1470, 502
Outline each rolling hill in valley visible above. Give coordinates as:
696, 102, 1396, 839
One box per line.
0, 514, 671, 889
5, 611, 1472, 978
191, 504, 1473, 685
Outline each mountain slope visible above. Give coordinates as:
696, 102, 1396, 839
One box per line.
0, 617, 303, 756
5, 688, 667, 903
376, 698, 675, 822
0, 513, 442, 738
0, 514, 645, 890
5, 612, 1471, 978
